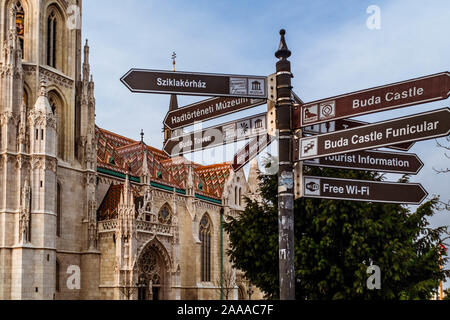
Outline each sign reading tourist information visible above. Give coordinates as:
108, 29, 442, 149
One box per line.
233, 134, 276, 172
302, 176, 428, 205
164, 113, 267, 157
302, 119, 415, 151
164, 97, 266, 130
298, 108, 450, 161
121, 69, 268, 99
304, 150, 423, 175
298, 72, 449, 127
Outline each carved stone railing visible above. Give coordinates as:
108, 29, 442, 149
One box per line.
136, 220, 172, 236
98, 219, 118, 232
98, 219, 172, 237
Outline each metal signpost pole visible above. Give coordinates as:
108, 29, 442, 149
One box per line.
275, 29, 295, 300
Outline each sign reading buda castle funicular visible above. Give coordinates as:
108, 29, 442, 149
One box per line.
299, 108, 450, 161
121, 69, 268, 99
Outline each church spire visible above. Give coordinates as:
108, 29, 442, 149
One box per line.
172, 51, 177, 72
169, 94, 178, 111
83, 39, 90, 81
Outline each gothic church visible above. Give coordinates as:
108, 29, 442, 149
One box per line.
0, 0, 262, 300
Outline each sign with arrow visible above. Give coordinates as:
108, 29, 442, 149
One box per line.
121, 69, 268, 99
164, 113, 267, 157
164, 97, 266, 130
304, 150, 423, 174
296, 72, 449, 127
298, 108, 450, 161
302, 176, 428, 205
233, 134, 276, 172
302, 118, 415, 151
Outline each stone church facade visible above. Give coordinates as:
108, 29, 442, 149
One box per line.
0, 0, 263, 300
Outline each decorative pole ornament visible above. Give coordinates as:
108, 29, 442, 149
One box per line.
275, 29, 291, 60
275, 29, 296, 300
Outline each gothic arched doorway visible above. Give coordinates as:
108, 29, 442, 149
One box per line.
136, 240, 171, 300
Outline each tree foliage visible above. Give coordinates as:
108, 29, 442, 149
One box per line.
224, 167, 449, 300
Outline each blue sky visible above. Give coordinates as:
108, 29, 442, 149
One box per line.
83, 0, 450, 289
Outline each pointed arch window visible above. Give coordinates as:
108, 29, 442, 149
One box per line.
48, 91, 64, 159
199, 214, 211, 282
55, 260, 60, 292
56, 183, 61, 237
49, 95, 56, 114
15, 1, 25, 55
47, 11, 57, 68
238, 188, 242, 206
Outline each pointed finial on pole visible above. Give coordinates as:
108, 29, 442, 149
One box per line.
275, 29, 291, 60
140, 129, 144, 143
172, 51, 177, 72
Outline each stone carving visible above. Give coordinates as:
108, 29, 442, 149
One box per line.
19, 179, 31, 243
88, 199, 98, 250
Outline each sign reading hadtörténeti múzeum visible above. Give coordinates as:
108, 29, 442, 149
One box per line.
298, 72, 449, 127
121, 69, 268, 99
299, 108, 450, 161
164, 97, 266, 130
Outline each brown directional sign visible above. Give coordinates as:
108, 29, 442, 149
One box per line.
303, 119, 415, 151
164, 97, 266, 130
164, 113, 267, 157
304, 150, 423, 174
233, 134, 276, 172
295, 72, 449, 127
302, 176, 428, 205
298, 108, 450, 161
121, 69, 268, 99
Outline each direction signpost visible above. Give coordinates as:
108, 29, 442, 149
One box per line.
120, 33, 448, 301
298, 108, 450, 161
295, 72, 449, 128
164, 113, 267, 157
304, 150, 423, 174
302, 176, 428, 205
164, 97, 266, 130
121, 69, 268, 98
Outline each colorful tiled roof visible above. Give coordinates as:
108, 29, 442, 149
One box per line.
196, 162, 232, 198
97, 183, 138, 220
96, 126, 234, 217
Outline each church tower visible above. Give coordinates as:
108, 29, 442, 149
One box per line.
0, 0, 99, 300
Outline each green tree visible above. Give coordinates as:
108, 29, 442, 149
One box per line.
224, 166, 449, 300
